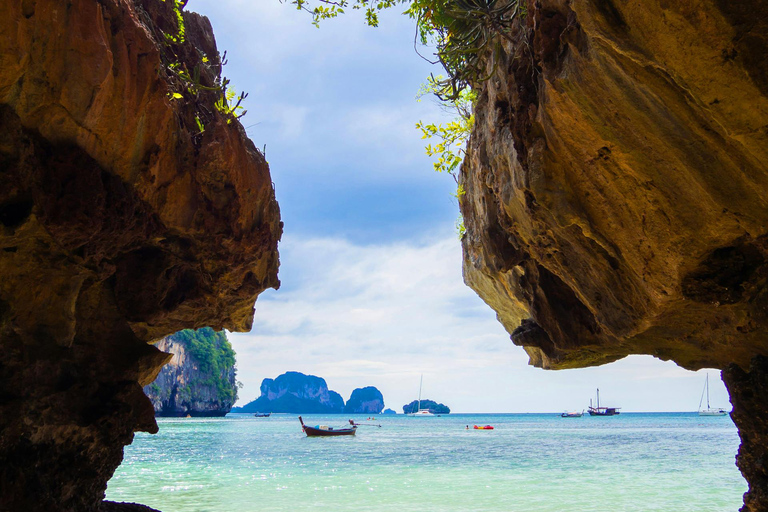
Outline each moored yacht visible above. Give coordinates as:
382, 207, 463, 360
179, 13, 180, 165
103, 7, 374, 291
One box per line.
698, 373, 728, 416
407, 374, 434, 416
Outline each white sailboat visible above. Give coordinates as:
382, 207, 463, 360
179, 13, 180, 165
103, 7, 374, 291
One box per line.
407, 375, 434, 416
698, 373, 728, 416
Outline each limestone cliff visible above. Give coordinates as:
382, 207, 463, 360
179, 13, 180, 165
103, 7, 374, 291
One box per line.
144, 328, 238, 417
235, 372, 345, 414
344, 386, 385, 414
458, 0, 767, 509
0, 1, 281, 511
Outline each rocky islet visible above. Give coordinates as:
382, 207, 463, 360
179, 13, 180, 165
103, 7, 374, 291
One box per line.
144, 328, 238, 417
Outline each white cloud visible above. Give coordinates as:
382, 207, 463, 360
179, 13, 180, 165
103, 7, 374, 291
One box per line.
230, 233, 730, 413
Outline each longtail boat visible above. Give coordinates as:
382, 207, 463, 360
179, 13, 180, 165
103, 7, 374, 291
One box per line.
299, 416, 357, 437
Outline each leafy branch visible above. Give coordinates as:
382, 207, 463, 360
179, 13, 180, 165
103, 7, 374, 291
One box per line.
286, 0, 404, 27
159, 1, 250, 132
416, 76, 475, 178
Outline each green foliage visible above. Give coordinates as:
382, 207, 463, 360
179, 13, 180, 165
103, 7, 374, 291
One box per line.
288, 0, 525, 100
159, 0, 249, 128
215, 82, 249, 123
288, 0, 404, 27
456, 214, 466, 238
174, 328, 238, 404
162, 0, 187, 43
408, 0, 526, 100
416, 76, 475, 177
417, 77, 473, 238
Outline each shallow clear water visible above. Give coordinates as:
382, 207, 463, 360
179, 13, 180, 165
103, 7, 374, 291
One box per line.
107, 412, 745, 512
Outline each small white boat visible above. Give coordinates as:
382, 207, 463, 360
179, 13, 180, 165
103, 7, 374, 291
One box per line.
407, 375, 434, 417
698, 373, 728, 416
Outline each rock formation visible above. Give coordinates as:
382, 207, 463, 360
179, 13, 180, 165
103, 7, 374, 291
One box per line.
235, 372, 345, 414
344, 386, 385, 414
0, 1, 281, 510
402, 400, 450, 415
144, 328, 238, 417
458, 0, 767, 509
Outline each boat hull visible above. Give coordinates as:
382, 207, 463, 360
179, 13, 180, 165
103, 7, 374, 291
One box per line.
588, 409, 619, 416
699, 410, 728, 416
298, 416, 357, 437
302, 426, 357, 436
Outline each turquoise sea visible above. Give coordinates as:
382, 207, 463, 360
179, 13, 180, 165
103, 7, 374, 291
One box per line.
107, 413, 745, 512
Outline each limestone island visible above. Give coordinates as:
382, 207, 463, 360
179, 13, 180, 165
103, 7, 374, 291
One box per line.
233, 372, 386, 414
344, 386, 385, 414
144, 328, 238, 417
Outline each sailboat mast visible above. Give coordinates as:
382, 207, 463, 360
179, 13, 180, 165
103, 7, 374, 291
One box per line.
706, 373, 711, 410
418, 374, 423, 411
597, 388, 600, 409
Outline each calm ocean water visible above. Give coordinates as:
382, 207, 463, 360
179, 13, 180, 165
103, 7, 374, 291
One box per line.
107, 412, 745, 512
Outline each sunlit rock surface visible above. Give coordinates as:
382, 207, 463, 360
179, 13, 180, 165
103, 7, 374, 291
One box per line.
0, 0, 281, 510
460, 0, 767, 509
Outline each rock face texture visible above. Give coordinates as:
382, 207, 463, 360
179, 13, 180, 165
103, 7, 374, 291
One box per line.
144, 328, 238, 417
0, 1, 281, 510
344, 386, 384, 414
459, 0, 767, 509
724, 358, 768, 512
236, 372, 345, 414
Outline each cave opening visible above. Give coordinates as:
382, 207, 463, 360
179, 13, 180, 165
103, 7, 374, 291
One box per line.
3, 0, 767, 510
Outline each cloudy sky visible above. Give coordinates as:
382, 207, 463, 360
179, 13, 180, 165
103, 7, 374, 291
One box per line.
193, 0, 730, 413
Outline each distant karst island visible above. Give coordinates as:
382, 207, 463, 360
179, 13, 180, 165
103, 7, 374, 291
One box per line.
232, 371, 386, 414
344, 386, 384, 414
403, 399, 450, 414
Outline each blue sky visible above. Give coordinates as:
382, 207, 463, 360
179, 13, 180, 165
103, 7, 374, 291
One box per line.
193, 0, 730, 413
